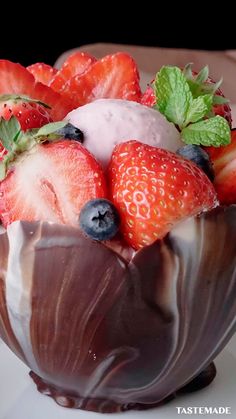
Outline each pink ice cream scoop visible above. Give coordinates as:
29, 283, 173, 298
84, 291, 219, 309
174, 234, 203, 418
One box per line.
66, 99, 182, 167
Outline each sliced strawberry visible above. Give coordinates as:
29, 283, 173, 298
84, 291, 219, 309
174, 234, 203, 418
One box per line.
61, 53, 142, 108
0, 60, 73, 120
0, 139, 107, 227
206, 130, 236, 204
27, 63, 58, 86
50, 52, 96, 93
141, 84, 155, 107
109, 140, 217, 249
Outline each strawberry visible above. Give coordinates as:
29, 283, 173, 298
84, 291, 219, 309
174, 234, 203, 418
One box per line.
141, 83, 155, 107
200, 75, 232, 126
0, 120, 107, 228
50, 52, 96, 93
61, 53, 142, 108
142, 66, 232, 126
27, 63, 58, 86
0, 60, 73, 121
206, 130, 236, 204
0, 95, 52, 131
109, 141, 217, 249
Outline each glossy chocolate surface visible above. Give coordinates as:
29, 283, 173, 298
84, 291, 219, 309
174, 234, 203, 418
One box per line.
1, 207, 236, 412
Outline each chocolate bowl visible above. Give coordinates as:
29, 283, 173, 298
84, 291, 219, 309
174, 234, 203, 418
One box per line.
1, 206, 236, 413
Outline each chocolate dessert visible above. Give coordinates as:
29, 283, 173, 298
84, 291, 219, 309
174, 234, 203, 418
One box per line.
0, 54, 236, 412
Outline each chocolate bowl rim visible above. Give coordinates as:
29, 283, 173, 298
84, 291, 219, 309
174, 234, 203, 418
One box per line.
0, 204, 235, 263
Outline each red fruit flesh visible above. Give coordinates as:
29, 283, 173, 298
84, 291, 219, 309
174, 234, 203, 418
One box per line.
109, 141, 217, 249
61, 53, 142, 108
0, 140, 107, 227
50, 52, 96, 93
141, 84, 156, 107
207, 130, 236, 204
0, 60, 73, 120
27, 63, 58, 86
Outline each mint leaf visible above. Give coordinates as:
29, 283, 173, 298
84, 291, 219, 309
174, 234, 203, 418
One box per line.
181, 116, 230, 147
35, 121, 67, 137
184, 94, 213, 125
164, 92, 191, 127
154, 64, 231, 148
0, 117, 21, 151
155, 66, 192, 128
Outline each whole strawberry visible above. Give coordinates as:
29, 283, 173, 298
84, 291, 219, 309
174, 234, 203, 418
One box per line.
109, 141, 217, 249
0, 95, 52, 131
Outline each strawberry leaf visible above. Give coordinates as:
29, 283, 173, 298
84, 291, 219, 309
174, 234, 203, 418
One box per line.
195, 66, 209, 84
181, 116, 230, 147
182, 63, 194, 80
0, 117, 21, 151
36, 121, 67, 137
213, 95, 229, 105
0, 94, 51, 109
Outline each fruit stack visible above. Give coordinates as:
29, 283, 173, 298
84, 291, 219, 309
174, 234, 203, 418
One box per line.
1, 52, 236, 413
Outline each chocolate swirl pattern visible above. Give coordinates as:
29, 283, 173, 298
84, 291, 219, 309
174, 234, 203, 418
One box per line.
1, 207, 236, 412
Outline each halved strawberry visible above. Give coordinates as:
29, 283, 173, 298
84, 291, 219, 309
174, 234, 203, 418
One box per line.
0, 60, 73, 120
61, 53, 142, 108
50, 52, 96, 93
109, 140, 217, 249
206, 130, 236, 204
27, 63, 58, 86
0, 134, 107, 228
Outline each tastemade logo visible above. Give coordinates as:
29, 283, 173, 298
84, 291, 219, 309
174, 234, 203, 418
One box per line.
176, 406, 231, 415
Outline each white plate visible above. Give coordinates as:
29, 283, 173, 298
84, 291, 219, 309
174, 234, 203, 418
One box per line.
1, 337, 236, 419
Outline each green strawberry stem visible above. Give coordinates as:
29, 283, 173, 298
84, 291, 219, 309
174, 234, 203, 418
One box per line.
0, 117, 68, 181
0, 94, 51, 109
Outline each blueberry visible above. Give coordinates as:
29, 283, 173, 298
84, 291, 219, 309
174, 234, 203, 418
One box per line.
79, 198, 120, 241
177, 145, 214, 181
56, 123, 84, 143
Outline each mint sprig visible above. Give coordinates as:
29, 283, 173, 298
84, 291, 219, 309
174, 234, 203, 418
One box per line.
154, 65, 231, 147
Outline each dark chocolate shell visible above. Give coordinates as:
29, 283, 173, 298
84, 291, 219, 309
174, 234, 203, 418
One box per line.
1, 206, 236, 412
